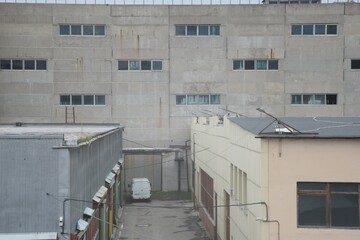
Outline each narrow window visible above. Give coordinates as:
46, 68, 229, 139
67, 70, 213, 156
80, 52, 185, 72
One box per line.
12, 60, 23, 70
210, 25, 220, 36
141, 61, 151, 70
243, 172, 247, 204
152, 61, 163, 71
291, 25, 302, 35
327, 25, 337, 35
198, 25, 209, 36
187, 25, 197, 36
245, 60, 255, 70
36, 60, 47, 70
129, 61, 140, 70
303, 25, 313, 35
118, 61, 128, 70
0, 60, 11, 69
351, 60, 360, 69
71, 25, 82, 35
84, 95, 94, 105
230, 164, 233, 195
95, 95, 105, 105
94, 25, 105, 36
233, 60, 244, 70
24, 60, 35, 70
239, 170, 243, 203
71, 95, 82, 105
175, 25, 186, 36
176, 95, 186, 105
60, 95, 71, 105
268, 60, 279, 70
59, 25, 70, 35
234, 167, 238, 200
83, 25, 94, 35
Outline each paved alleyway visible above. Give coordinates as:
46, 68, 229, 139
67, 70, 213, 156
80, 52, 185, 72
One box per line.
118, 194, 209, 240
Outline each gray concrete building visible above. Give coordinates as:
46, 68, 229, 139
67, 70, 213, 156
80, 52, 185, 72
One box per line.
0, 3, 360, 190
0, 124, 123, 239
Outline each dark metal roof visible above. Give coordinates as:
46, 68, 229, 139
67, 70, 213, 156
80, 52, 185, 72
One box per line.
228, 117, 360, 138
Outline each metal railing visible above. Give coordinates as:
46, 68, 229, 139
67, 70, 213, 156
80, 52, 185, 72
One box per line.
0, 0, 358, 5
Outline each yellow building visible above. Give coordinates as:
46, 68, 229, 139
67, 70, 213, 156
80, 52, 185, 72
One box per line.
191, 114, 360, 240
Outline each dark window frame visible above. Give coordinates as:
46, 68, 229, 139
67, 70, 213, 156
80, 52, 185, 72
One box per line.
351, 59, 360, 70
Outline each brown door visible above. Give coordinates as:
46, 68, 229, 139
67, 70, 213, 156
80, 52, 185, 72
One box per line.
225, 191, 230, 240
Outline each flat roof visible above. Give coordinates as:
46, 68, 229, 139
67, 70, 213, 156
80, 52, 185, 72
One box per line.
228, 117, 360, 138
0, 123, 123, 139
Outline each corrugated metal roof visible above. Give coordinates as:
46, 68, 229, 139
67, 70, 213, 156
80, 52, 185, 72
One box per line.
228, 117, 360, 138
0, 232, 57, 240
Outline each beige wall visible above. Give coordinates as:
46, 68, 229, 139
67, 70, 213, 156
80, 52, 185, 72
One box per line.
268, 138, 360, 240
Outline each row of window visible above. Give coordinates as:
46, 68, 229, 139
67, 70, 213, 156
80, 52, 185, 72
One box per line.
0, 59, 47, 70
59, 24, 105, 36
175, 25, 220, 36
60, 95, 105, 106
291, 94, 337, 105
118, 60, 163, 71
298, 182, 360, 228
233, 59, 279, 71
291, 24, 337, 36
176, 95, 220, 105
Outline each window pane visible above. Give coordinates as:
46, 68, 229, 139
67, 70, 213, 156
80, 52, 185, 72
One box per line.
331, 183, 358, 193
331, 194, 359, 227
0, 60, 11, 69
327, 25, 337, 35
72, 95, 82, 105
175, 25, 186, 36
210, 95, 220, 104
83, 25, 94, 35
24, 60, 35, 70
83, 95, 94, 105
302, 94, 313, 104
141, 61, 151, 70
291, 95, 302, 104
298, 195, 327, 226
36, 60, 47, 70
315, 24, 325, 35
118, 61, 128, 70
268, 60, 278, 70
187, 25, 197, 36
233, 60, 244, 70
187, 95, 197, 105
256, 60, 267, 70
95, 25, 105, 36
351, 60, 360, 69
210, 25, 220, 36
244, 60, 255, 70
298, 182, 326, 191
303, 25, 314, 35
71, 25, 81, 35
198, 95, 209, 104
129, 61, 140, 70
60, 95, 70, 105
326, 94, 337, 105
198, 25, 209, 36
176, 95, 186, 105
60, 25, 70, 35
314, 94, 325, 104
291, 25, 302, 35
12, 60, 23, 70
152, 61, 163, 71
95, 95, 105, 105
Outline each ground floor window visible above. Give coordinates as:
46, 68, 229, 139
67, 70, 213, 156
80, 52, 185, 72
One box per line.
201, 169, 214, 219
298, 182, 360, 228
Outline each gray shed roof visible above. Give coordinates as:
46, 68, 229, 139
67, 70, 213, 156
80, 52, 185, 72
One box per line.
228, 117, 360, 138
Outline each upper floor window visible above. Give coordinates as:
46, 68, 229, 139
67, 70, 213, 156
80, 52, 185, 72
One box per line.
298, 182, 360, 228
291, 24, 337, 36
175, 25, 220, 36
59, 24, 105, 36
233, 59, 278, 71
291, 94, 337, 105
0, 59, 47, 70
60, 94, 105, 106
176, 94, 220, 105
351, 60, 360, 70
118, 60, 163, 71
201, 169, 214, 219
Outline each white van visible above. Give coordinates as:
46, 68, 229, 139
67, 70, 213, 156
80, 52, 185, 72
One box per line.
129, 178, 151, 200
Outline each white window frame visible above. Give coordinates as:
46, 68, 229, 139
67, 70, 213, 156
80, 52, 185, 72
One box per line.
60, 94, 106, 106
290, 24, 338, 36
59, 24, 106, 37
